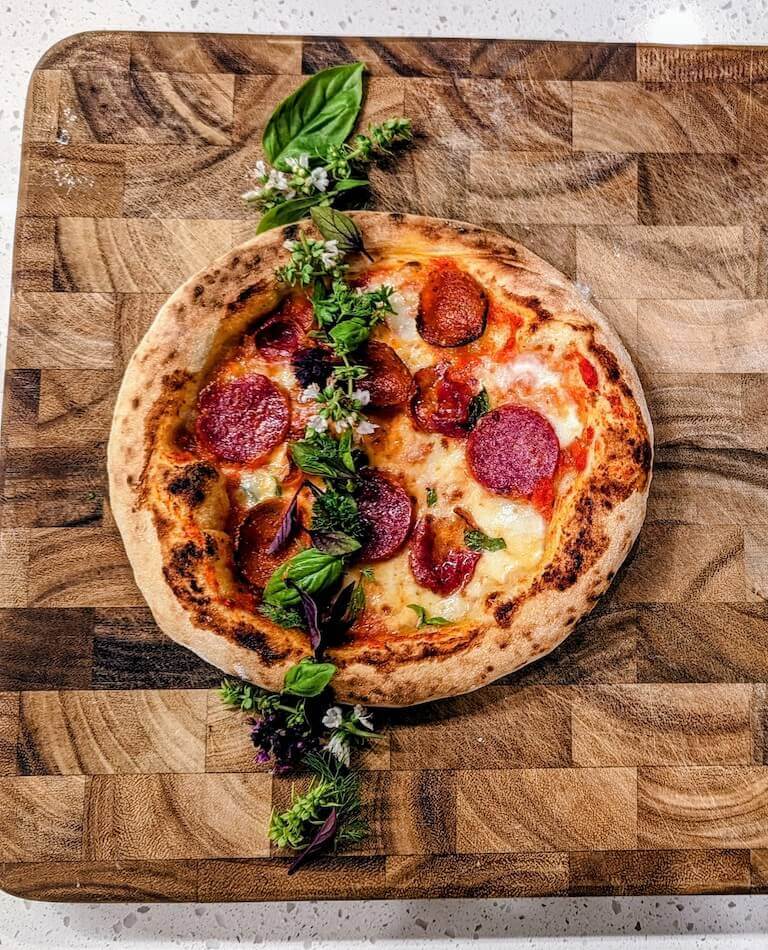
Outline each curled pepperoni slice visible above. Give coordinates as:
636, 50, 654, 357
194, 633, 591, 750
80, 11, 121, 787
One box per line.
411, 361, 477, 438
196, 374, 290, 464
254, 295, 313, 362
357, 470, 413, 562
467, 404, 559, 498
361, 341, 414, 407
417, 261, 487, 347
408, 515, 481, 595
235, 498, 303, 589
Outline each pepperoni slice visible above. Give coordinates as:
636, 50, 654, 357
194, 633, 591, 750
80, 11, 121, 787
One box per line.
361, 341, 414, 407
467, 404, 559, 498
196, 374, 290, 464
357, 470, 413, 562
408, 515, 481, 595
235, 498, 303, 589
417, 261, 487, 347
254, 295, 313, 362
412, 361, 477, 438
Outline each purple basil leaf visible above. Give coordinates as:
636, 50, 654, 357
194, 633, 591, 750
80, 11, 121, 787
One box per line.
286, 579, 322, 653
267, 483, 303, 555
287, 808, 338, 876
308, 530, 361, 556
325, 581, 356, 630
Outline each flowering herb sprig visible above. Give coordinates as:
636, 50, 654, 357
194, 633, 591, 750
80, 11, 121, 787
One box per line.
243, 61, 411, 233
322, 703, 383, 766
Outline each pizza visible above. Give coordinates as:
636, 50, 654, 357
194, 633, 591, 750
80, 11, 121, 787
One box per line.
108, 212, 652, 706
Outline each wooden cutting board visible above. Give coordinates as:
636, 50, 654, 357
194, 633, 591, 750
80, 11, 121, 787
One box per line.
2, 31, 768, 902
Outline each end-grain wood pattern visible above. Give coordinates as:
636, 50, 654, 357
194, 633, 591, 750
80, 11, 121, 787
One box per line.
2, 33, 768, 902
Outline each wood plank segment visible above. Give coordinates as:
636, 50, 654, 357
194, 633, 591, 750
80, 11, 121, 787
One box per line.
0, 776, 85, 860
302, 38, 472, 76
456, 768, 637, 853
638, 766, 768, 849
18, 690, 207, 775
0, 859, 198, 901
0, 609, 94, 690
131, 34, 302, 74
386, 853, 569, 898
84, 773, 271, 859
637, 45, 768, 82
199, 857, 386, 901
20, 144, 125, 217
0, 695, 20, 777
571, 684, 753, 766
570, 848, 751, 895
471, 41, 636, 80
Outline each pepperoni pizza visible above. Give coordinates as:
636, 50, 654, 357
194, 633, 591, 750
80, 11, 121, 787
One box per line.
108, 213, 652, 706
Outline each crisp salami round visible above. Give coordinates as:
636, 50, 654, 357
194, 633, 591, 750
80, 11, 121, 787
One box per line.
361, 341, 413, 407
196, 374, 290, 464
412, 362, 476, 437
254, 295, 313, 361
357, 470, 413, 562
417, 261, 487, 347
409, 515, 481, 595
236, 498, 303, 588
467, 404, 559, 497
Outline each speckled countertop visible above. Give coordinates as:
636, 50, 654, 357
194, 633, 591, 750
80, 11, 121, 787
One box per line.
2, 1, 768, 947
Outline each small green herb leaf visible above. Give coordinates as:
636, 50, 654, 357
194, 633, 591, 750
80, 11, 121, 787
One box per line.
259, 601, 306, 630
290, 431, 358, 481
282, 658, 337, 697
407, 604, 452, 628
464, 528, 507, 552
467, 387, 491, 428
310, 206, 368, 257
309, 530, 361, 556
256, 194, 329, 234
328, 317, 371, 354
426, 487, 437, 507
263, 548, 345, 608
263, 62, 365, 167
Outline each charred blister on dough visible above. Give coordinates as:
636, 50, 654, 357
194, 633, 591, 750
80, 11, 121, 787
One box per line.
233, 626, 291, 664
167, 461, 218, 507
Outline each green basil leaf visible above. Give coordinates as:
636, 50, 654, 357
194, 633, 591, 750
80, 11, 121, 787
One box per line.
329, 317, 370, 354
310, 206, 367, 256
309, 530, 361, 556
467, 388, 491, 428
256, 194, 328, 234
407, 604, 451, 629
283, 658, 337, 697
338, 429, 356, 473
291, 432, 358, 481
426, 487, 437, 507
333, 178, 370, 192
263, 63, 364, 167
464, 528, 507, 552
263, 548, 345, 607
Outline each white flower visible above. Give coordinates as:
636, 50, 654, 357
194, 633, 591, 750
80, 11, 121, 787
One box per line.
283, 239, 298, 252
322, 706, 343, 729
267, 169, 293, 195
354, 419, 377, 437
327, 732, 351, 766
351, 388, 371, 407
308, 414, 328, 433
354, 705, 374, 730
320, 240, 341, 267
334, 416, 351, 431
253, 159, 268, 180
309, 166, 329, 192
286, 153, 310, 172
299, 383, 321, 404
241, 188, 263, 202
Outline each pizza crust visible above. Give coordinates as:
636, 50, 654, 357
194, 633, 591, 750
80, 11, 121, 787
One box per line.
108, 212, 652, 706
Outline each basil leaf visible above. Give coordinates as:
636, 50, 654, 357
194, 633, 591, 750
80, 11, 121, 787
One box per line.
338, 430, 356, 473
291, 432, 358, 481
266, 483, 303, 555
329, 317, 371, 354
467, 388, 490, 428
286, 580, 322, 652
311, 206, 367, 257
263, 549, 344, 607
464, 528, 507, 552
288, 807, 338, 874
263, 62, 364, 167
407, 604, 451, 628
309, 530, 361, 556
283, 658, 337, 697
333, 178, 369, 192
426, 487, 437, 507
256, 194, 328, 234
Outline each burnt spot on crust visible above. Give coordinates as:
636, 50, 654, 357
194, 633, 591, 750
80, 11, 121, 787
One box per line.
494, 598, 521, 629
167, 462, 218, 507
522, 296, 554, 334
162, 539, 210, 606
193, 285, 204, 299
136, 370, 195, 507
633, 437, 653, 473
538, 495, 607, 594
225, 279, 271, 315
234, 626, 290, 664
282, 224, 300, 242
131, 397, 140, 409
